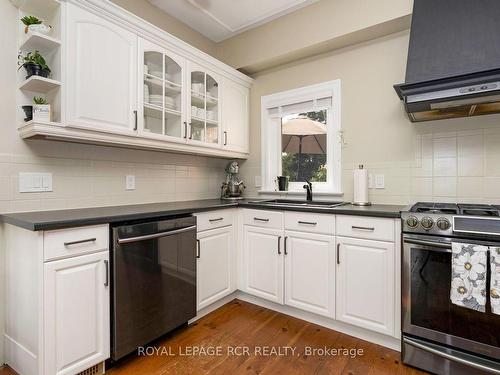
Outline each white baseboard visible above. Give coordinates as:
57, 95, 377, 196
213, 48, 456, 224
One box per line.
193, 291, 401, 352
4, 334, 38, 375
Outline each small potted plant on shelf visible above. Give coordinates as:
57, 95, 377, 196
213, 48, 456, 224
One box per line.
22, 97, 51, 122
18, 51, 51, 79
20, 15, 52, 35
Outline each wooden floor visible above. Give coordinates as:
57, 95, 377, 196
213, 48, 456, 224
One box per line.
0, 299, 428, 375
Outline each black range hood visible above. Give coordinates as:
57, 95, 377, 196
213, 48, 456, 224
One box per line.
394, 0, 500, 122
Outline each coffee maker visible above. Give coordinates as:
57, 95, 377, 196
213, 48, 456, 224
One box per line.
220, 161, 246, 200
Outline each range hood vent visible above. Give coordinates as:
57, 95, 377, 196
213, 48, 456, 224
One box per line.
394, 0, 500, 122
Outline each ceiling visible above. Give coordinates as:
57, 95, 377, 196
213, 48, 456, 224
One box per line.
148, 0, 319, 42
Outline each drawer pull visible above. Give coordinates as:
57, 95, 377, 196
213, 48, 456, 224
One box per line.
352, 226, 375, 231
64, 238, 97, 246
209, 218, 224, 222
254, 217, 270, 222
298, 221, 317, 226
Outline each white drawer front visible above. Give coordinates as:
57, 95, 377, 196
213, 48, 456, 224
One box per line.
44, 224, 109, 261
243, 209, 283, 229
284, 211, 335, 235
336, 215, 395, 242
196, 209, 234, 232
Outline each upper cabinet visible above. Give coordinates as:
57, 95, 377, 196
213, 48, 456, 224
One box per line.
139, 38, 186, 141
65, 3, 137, 133
188, 63, 221, 147
17, 1, 252, 159
222, 78, 249, 153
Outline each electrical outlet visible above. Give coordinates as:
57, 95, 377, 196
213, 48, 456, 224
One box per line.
375, 174, 385, 189
19, 173, 53, 192
255, 175, 262, 188
368, 173, 374, 189
125, 175, 136, 190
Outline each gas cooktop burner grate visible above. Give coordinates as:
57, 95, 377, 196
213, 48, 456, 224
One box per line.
410, 202, 459, 215
458, 204, 500, 217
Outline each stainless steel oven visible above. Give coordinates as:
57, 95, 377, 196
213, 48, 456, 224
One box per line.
402, 233, 500, 374
111, 215, 197, 361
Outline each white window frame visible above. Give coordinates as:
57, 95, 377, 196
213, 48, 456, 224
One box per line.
260, 80, 342, 194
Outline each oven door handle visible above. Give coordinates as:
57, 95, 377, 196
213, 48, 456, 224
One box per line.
117, 225, 197, 245
404, 238, 452, 252
404, 337, 500, 374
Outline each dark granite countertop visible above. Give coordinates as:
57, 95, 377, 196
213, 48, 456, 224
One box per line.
0, 199, 407, 231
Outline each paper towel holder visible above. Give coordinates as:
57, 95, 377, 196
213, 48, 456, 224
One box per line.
352, 165, 372, 206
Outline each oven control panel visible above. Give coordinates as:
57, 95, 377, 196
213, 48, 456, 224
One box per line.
402, 212, 454, 236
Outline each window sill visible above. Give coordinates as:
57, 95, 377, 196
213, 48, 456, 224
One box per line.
258, 190, 344, 198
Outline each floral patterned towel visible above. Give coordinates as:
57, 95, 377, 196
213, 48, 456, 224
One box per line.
451, 242, 488, 312
490, 247, 500, 315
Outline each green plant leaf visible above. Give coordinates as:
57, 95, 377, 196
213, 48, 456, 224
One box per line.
20, 16, 42, 26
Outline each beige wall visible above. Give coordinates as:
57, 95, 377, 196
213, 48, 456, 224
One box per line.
239, 30, 500, 205
110, 0, 218, 57
217, 0, 412, 72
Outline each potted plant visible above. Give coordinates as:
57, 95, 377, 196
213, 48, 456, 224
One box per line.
20, 15, 51, 35
22, 97, 51, 122
18, 51, 51, 79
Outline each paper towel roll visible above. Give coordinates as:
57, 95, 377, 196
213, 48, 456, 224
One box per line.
353, 165, 370, 205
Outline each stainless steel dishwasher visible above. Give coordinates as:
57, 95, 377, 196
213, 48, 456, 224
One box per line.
110, 215, 197, 361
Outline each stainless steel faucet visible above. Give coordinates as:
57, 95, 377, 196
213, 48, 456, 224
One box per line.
303, 180, 312, 201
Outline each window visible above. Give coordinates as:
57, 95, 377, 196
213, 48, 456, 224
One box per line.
261, 80, 342, 194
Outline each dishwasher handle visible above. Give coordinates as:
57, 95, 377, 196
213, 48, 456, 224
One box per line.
117, 225, 197, 245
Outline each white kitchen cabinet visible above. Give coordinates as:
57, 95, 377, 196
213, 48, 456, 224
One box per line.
65, 2, 138, 133
44, 251, 110, 375
221, 78, 249, 153
242, 225, 284, 304
187, 62, 222, 148
284, 231, 335, 318
3, 223, 110, 375
197, 225, 234, 310
139, 37, 186, 142
336, 236, 395, 336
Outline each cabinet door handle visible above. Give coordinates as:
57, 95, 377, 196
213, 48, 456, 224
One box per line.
224, 131, 228, 146
183, 122, 187, 139
209, 217, 224, 222
104, 260, 109, 287
253, 217, 269, 222
188, 123, 193, 140
284, 236, 288, 255
352, 226, 375, 231
336, 243, 340, 264
64, 238, 96, 246
196, 239, 201, 258
133, 110, 138, 131
298, 221, 317, 226
277, 236, 282, 255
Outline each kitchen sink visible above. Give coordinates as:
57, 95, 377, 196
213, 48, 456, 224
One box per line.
247, 199, 348, 209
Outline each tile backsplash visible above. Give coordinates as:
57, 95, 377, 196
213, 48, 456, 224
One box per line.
341, 127, 500, 205
0, 141, 227, 214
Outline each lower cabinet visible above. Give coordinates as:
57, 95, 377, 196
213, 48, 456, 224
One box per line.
284, 231, 335, 318
197, 225, 235, 310
242, 225, 284, 304
43, 251, 110, 375
335, 236, 395, 336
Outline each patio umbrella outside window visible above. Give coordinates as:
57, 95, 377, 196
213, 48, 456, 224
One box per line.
281, 115, 327, 181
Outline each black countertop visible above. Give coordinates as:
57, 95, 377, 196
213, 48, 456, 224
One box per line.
0, 199, 407, 231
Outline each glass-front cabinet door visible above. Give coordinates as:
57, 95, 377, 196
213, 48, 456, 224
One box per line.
139, 38, 186, 141
188, 63, 221, 147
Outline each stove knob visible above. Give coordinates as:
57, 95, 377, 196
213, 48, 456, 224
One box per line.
436, 218, 451, 230
420, 217, 434, 230
406, 216, 419, 228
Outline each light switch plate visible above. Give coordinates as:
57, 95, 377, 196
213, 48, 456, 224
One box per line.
375, 174, 385, 189
19, 173, 53, 192
125, 175, 136, 190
